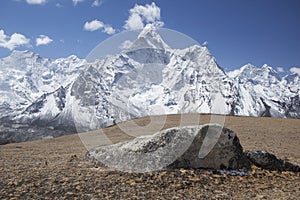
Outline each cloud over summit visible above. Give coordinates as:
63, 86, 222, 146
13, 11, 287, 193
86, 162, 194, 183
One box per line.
124, 2, 164, 31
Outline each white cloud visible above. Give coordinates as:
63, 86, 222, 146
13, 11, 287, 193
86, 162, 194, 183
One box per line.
124, 13, 144, 31
26, 0, 46, 5
133, 2, 161, 23
92, 0, 102, 7
72, 0, 84, 6
0, 29, 30, 50
84, 20, 104, 31
36, 35, 53, 46
84, 19, 115, 35
0, 31, 5, 42
276, 67, 284, 73
202, 41, 208, 46
290, 67, 300, 75
124, 2, 164, 31
119, 40, 133, 50
103, 26, 116, 35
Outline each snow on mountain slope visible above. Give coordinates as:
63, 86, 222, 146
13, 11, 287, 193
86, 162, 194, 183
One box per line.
282, 73, 300, 94
130, 24, 170, 50
0, 50, 87, 120
228, 63, 300, 118
70, 26, 239, 132
0, 25, 299, 142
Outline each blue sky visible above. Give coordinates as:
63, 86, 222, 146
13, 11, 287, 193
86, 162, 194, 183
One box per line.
0, 0, 300, 72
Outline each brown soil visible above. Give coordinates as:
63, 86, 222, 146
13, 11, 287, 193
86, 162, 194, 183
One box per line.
1, 114, 300, 199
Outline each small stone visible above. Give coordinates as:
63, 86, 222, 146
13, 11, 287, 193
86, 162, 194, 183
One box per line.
75, 185, 81, 190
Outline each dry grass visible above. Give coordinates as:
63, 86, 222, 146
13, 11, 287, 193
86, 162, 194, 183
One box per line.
0, 114, 299, 199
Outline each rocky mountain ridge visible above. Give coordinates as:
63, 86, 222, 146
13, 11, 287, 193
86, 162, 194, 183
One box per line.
0, 25, 299, 142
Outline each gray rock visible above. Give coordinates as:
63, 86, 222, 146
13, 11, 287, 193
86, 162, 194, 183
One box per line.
86, 124, 251, 172
245, 150, 300, 172
0, 138, 9, 145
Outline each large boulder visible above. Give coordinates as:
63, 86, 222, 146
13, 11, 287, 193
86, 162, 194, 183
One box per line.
86, 124, 251, 172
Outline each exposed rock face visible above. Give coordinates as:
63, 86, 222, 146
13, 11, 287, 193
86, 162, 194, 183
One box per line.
86, 124, 251, 172
245, 151, 300, 172
168, 125, 251, 170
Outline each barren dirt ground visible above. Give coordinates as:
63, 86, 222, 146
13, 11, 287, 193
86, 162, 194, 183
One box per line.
1, 114, 300, 199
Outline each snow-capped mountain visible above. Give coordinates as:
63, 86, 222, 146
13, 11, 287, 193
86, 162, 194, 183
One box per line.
0, 25, 299, 142
228, 63, 300, 118
0, 50, 86, 119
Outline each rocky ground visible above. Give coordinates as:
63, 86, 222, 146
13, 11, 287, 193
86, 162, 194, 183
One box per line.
1, 114, 300, 199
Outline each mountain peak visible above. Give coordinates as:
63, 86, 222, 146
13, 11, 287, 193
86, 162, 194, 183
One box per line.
1, 50, 43, 65
261, 64, 273, 71
138, 24, 157, 37
241, 63, 257, 70
10, 50, 36, 58
130, 24, 169, 50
